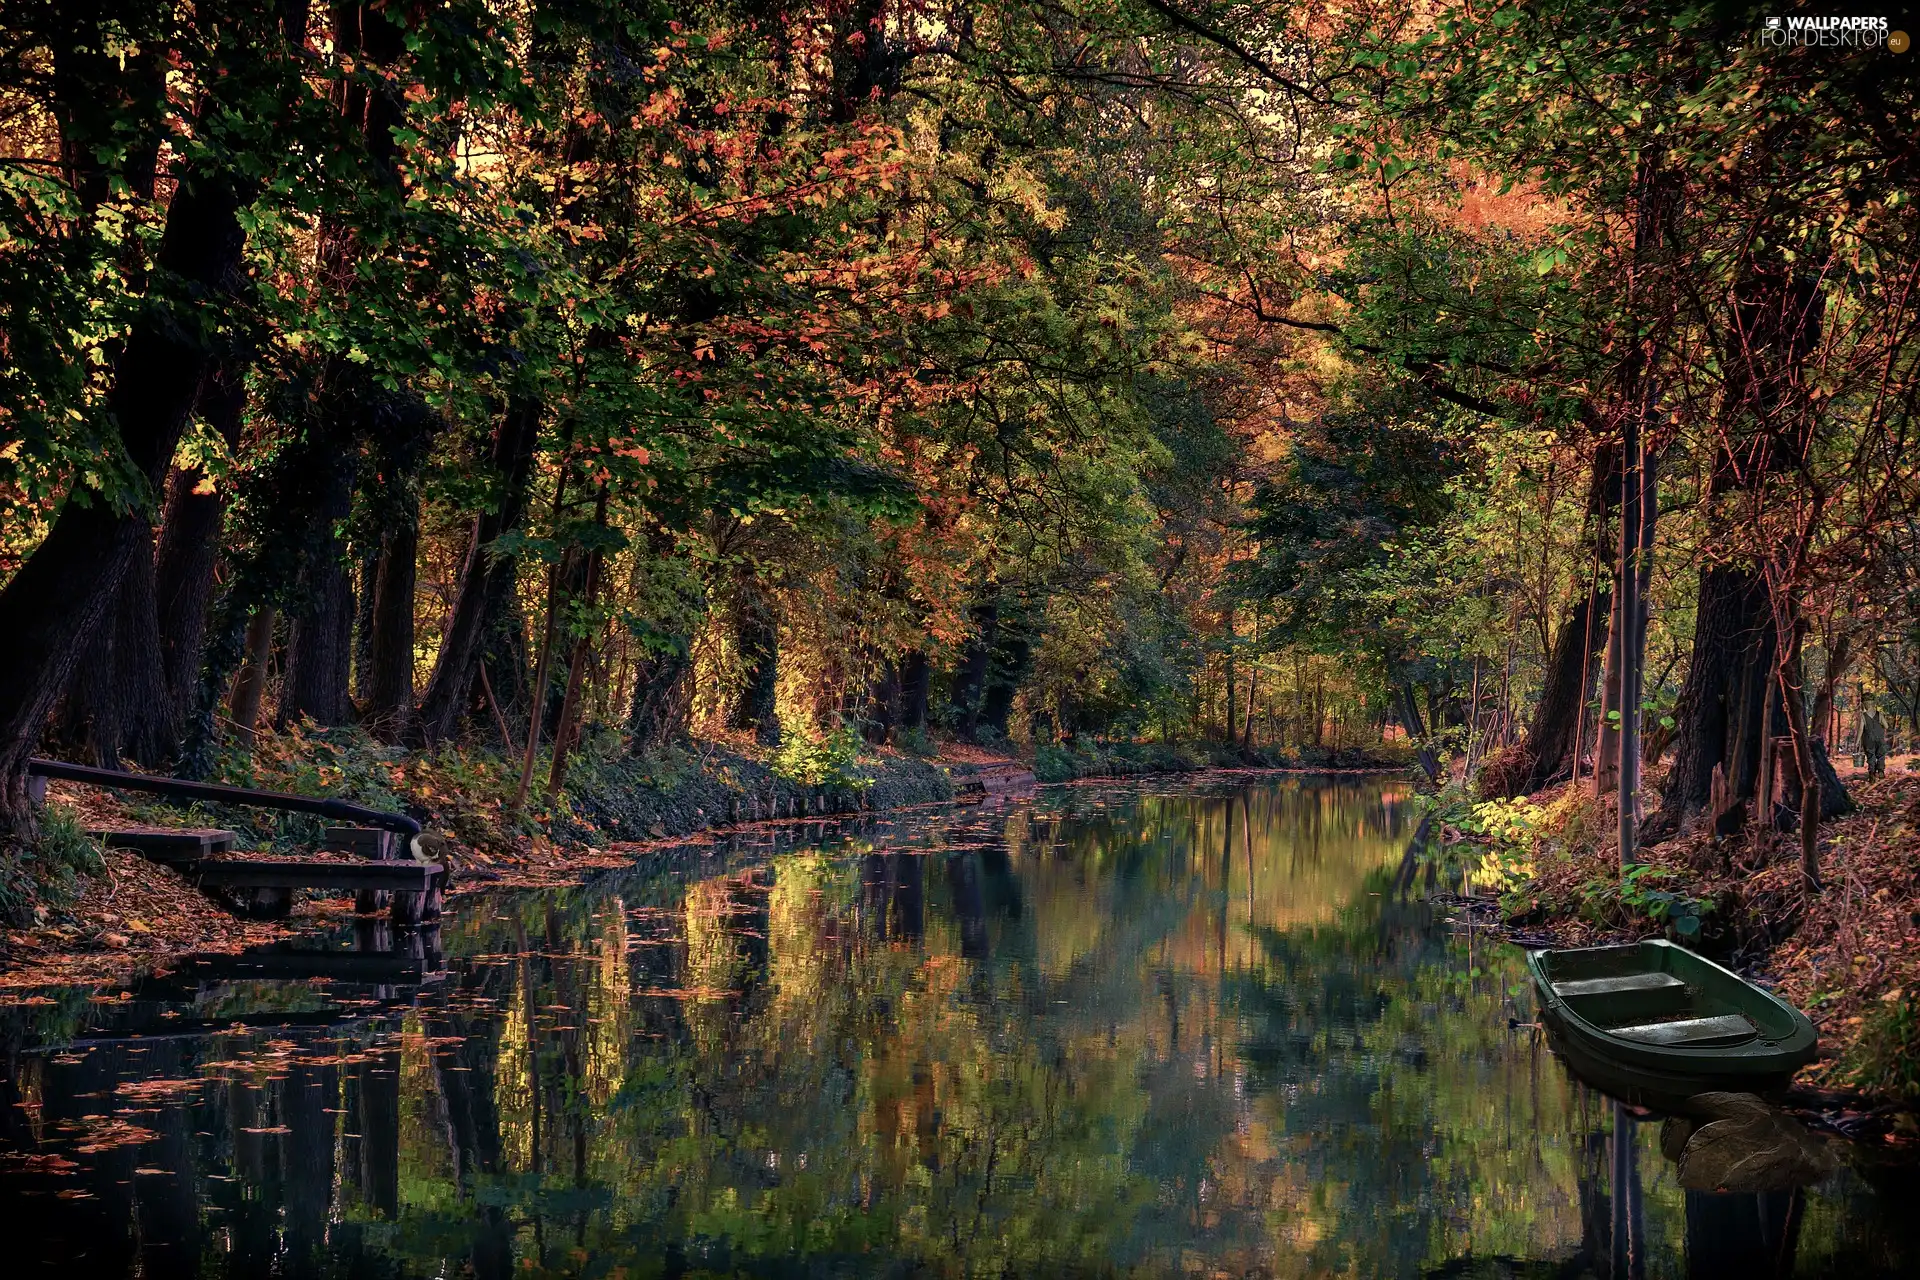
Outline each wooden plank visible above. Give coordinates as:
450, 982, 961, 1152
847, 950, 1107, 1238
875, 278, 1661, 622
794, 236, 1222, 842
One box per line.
191, 860, 442, 892
90, 827, 236, 858
1552, 972, 1685, 999
323, 826, 402, 859
1610, 1013, 1756, 1047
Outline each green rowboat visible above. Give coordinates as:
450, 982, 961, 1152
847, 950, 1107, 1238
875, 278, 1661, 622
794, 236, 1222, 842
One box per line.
1527, 940, 1817, 1101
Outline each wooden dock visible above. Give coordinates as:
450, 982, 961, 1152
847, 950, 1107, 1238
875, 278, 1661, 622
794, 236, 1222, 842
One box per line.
90, 824, 445, 926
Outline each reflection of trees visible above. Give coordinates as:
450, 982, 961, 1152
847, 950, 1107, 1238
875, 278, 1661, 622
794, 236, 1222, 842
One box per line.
1228, 862, 1592, 1274
1, 779, 1906, 1275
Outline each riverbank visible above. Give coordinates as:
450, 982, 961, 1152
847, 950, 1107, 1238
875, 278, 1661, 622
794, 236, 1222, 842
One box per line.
0, 727, 976, 987
1032, 737, 1411, 782
0, 727, 1418, 990
1439, 764, 1920, 1122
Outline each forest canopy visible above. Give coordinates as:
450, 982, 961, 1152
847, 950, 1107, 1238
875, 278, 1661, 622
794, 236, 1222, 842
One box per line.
0, 1, 1916, 908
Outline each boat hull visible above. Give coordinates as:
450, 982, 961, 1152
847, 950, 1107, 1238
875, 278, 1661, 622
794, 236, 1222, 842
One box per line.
1527, 940, 1816, 1105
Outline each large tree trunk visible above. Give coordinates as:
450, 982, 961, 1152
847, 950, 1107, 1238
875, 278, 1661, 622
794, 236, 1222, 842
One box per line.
152, 359, 249, 738
279, 0, 422, 733
279, 435, 359, 726
0, 166, 245, 843
364, 514, 418, 742
360, 394, 433, 742
863, 659, 899, 745
1650, 258, 1848, 838
417, 395, 541, 745
978, 627, 1031, 738
1478, 440, 1617, 798
60, 526, 173, 770
1655, 567, 1778, 837
1523, 584, 1607, 790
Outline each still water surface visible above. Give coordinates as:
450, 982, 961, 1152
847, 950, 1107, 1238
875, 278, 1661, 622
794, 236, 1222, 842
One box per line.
1, 776, 1915, 1276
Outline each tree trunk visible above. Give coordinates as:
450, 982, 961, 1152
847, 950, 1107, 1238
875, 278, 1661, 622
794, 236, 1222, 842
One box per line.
1778, 626, 1821, 885
278, 392, 360, 731
0, 165, 245, 844
1598, 448, 1656, 803
514, 555, 567, 811
152, 358, 249, 737
416, 395, 541, 744
1650, 253, 1846, 838
978, 626, 1031, 738
1241, 667, 1259, 752
364, 514, 418, 742
60, 525, 173, 770
627, 647, 694, 757
229, 608, 277, 744
546, 492, 608, 800
1224, 643, 1238, 746
897, 650, 930, 732
281, 550, 356, 727
1519, 584, 1607, 792
729, 588, 781, 747
949, 599, 998, 736
1399, 680, 1441, 784
863, 659, 898, 744
1809, 633, 1853, 749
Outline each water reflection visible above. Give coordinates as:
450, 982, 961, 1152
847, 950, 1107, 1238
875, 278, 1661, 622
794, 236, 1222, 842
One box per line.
0, 776, 1914, 1276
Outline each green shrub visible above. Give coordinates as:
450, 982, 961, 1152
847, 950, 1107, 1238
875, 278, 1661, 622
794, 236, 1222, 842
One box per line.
1032, 744, 1076, 783
1580, 864, 1713, 940
771, 725, 873, 790
0, 806, 105, 924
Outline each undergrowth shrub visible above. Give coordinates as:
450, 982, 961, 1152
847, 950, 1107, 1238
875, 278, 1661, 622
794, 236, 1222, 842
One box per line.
1578, 864, 1714, 940
771, 725, 872, 790
0, 805, 105, 924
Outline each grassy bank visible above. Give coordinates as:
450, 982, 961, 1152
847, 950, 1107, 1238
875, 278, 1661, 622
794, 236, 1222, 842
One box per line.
3, 727, 1416, 987
0, 724, 964, 986
1030, 738, 1412, 783
1430, 765, 1920, 1113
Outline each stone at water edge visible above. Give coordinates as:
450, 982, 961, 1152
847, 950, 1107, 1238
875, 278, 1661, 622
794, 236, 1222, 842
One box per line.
1675, 1092, 1837, 1192
1686, 1091, 1779, 1123
1660, 1115, 1693, 1163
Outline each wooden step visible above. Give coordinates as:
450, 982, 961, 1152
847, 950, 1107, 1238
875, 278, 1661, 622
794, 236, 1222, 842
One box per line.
89, 827, 236, 860
190, 859, 442, 893
1552, 972, 1685, 999
1609, 1013, 1757, 1047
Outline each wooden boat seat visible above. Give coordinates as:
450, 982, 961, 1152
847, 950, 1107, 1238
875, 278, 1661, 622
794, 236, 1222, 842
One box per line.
1608, 1013, 1757, 1047
1551, 972, 1684, 999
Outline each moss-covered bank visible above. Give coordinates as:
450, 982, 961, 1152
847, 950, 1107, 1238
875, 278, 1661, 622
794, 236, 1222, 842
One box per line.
557, 745, 958, 843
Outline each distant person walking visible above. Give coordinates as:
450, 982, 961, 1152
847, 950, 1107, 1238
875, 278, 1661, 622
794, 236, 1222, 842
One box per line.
1860, 707, 1888, 781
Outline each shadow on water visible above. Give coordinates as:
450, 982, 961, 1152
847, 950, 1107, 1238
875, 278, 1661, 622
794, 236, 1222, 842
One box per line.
1, 775, 1915, 1277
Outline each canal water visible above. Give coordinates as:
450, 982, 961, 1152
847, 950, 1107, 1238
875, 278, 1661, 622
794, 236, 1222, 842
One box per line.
1, 776, 1915, 1276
